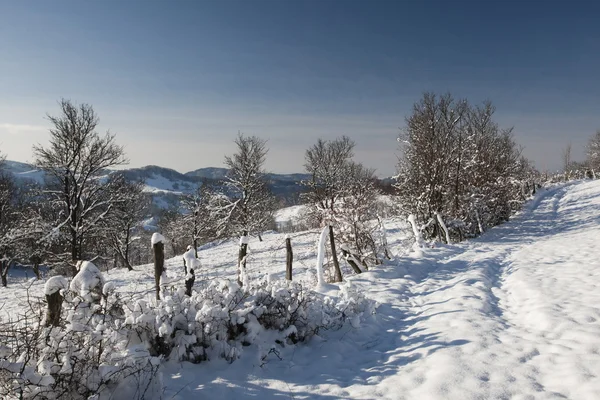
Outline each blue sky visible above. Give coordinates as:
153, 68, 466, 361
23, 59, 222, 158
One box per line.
1, 0, 599, 175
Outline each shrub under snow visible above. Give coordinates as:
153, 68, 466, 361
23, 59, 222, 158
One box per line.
0, 267, 376, 399
124, 276, 376, 364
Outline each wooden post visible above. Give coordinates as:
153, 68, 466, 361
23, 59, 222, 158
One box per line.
0, 258, 9, 287
340, 247, 363, 274
285, 237, 293, 281
153, 241, 165, 301
237, 231, 248, 287
328, 225, 343, 283
46, 291, 63, 327
185, 269, 195, 296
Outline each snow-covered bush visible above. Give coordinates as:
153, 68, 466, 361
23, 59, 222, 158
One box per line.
122, 277, 376, 364
0, 264, 376, 398
0, 274, 160, 399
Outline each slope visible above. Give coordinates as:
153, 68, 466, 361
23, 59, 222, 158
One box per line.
161, 180, 600, 399
2, 180, 600, 399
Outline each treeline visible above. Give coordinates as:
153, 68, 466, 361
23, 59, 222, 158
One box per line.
395, 93, 538, 241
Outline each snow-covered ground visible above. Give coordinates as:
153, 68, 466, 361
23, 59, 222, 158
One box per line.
2, 180, 600, 399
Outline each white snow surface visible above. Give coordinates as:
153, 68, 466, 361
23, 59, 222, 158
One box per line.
183, 248, 201, 270
274, 204, 306, 224
69, 261, 104, 297
2, 180, 600, 399
43, 276, 68, 296
151, 232, 166, 245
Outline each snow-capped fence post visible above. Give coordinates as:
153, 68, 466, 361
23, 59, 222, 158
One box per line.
46, 291, 62, 327
378, 216, 392, 260
315, 226, 328, 286
435, 212, 451, 244
44, 276, 68, 327
407, 215, 424, 248
238, 231, 249, 287
185, 268, 195, 296
151, 233, 166, 301
328, 225, 343, 282
285, 236, 293, 281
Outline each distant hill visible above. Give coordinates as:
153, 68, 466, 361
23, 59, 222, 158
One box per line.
2, 161, 309, 211
184, 167, 229, 180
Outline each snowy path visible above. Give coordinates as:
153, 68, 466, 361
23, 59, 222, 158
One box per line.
164, 181, 600, 399
370, 181, 600, 400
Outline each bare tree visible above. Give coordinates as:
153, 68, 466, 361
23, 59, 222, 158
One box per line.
104, 174, 149, 270
587, 130, 600, 173
336, 162, 381, 267
33, 99, 128, 275
212, 133, 275, 240
396, 93, 529, 240
302, 136, 356, 282
178, 181, 218, 256
563, 142, 572, 177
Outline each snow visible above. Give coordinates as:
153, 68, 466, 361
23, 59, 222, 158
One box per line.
314, 225, 328, 287
183, 248, 201, 270
70, 261, 104, 298
274, 204, 306, 224
2, 180, 600, 399
151, 232, 166, 245
44, 276, 68, 296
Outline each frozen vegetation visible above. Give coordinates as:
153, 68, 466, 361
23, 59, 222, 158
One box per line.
0, 180, 599, 398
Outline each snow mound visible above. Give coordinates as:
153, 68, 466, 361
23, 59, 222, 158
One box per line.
151, 232, 166, 245
70, 261, 105, 298
44, 276, 68, 296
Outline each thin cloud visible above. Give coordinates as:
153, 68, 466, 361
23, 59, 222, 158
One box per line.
0, 123, 47, 135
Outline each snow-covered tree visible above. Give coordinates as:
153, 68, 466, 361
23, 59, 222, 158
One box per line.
103, 174, 149, 270
33, 99, 128, 275
586, 130, 600, 173
336, 162, 382, 266
396, 93, 530, 240
211, 133, 275, 240
178, 182, 218, 256
301, 136, 356, 282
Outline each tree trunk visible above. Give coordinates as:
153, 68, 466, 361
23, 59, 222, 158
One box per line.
193, 212, 199, 258
70, 235, 78, 277
33, 263, 40, 279
328, 225, 343, 282
70, 205, 79, 276
153, 242, 165, 301
237, 231, 248, 287
125, 228, 133, 271
285, 237, 293, 281
45, 291, 63, 327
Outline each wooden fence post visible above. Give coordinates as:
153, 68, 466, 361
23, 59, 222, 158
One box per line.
285, 237, 293, 281
238, 231, 248, 287
46, 291, 63, 327
152, 234, 165, 301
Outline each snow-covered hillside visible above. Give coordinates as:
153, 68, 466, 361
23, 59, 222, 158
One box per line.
2, 161, 309, 209
2, 180, 600, 399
